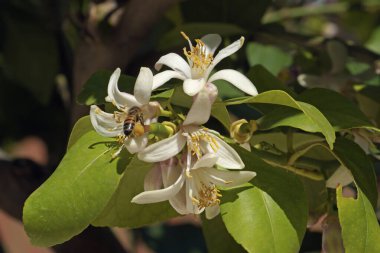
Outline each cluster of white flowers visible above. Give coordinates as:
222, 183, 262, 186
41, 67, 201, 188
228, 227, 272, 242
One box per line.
90, 33, 258, 219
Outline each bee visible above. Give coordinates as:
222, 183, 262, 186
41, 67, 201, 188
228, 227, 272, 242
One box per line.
123, 106, 144, 137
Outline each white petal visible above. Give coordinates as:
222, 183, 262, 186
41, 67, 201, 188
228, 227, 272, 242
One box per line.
205, 205, 220, 219
202, 168, 256, 187
105, 68, 140, 110
131, 171, 185, 204
155, 53, 191, 78
134, 67, 153, 105
201, 34, 222, 56
152, 70, 186, 90
160, 157, 181, 186
186, 177, 204, 214
209, 69, 258, 96
125, 135, 148, 154
205, 37, 244, 77
138, 131, 186, 162
192, 153, 218, 170
183, 89, 213, 126
90, 105, 123, 137
169, 186, 188, 215
326, 166, 353, 189
144, 165, 163, 191
209, 134, 245, 169
183, 78, 205, 96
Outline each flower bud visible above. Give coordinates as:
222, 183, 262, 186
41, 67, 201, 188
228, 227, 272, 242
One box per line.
230, 119, 257, 144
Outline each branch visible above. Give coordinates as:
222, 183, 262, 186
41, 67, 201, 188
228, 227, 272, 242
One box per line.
71, 0, 180, 123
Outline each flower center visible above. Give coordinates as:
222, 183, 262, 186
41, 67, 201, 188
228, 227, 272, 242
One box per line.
181, 32, 213, 78
184, 128, 219, 159
192, 183, 221, 209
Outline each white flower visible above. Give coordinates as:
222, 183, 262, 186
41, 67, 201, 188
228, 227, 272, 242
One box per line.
90, 67, 160, 155
152, 33, 258, 97
138, 124, 244, 170
132, 154, 256, 219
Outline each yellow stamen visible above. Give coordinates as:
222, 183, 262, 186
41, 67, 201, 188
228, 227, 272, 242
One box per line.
194, 183, 221, 209
181, 32, 214, 75
186, 129, 220, 158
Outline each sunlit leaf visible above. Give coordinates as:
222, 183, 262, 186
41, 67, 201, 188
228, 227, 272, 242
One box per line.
93, 156, 178, 227
337, 185, 380, 253
220, 147, 308, 253
224, 90, 335, 148
67, 116, 93, 149
23, 131, 129, 246
202, 215, 246, 253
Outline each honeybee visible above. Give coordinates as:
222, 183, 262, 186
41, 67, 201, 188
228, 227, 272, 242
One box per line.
123, 106, 144, 137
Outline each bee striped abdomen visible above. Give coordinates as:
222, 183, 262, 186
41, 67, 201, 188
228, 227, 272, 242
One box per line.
123, 106, 143, 136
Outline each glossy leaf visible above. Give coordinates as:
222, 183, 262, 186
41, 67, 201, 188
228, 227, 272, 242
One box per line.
93, 156, 178, 227
220, 147, 308, 253
23, 131, 129, 246
202, 215, 246, 253
77, 70, 136, 105
298, 88, 379, 132
67, 116, 93, 149
337, 185, 380, 253
224, 90, 335, 148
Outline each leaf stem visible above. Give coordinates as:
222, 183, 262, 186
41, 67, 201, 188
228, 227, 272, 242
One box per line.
253, 149, 328, 181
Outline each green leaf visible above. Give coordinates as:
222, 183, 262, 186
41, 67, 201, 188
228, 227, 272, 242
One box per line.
220, 147, 308, 253
289, 138, 378, 208
67, 116, 93, 149
23, 131, 129, 246
332, 138, 378, 208
77, 70, 136, 105
158, 22, 247, 51
246, 65, 295, 96
211, 98, 231, 131
298, 88, 379, 132
337, 185, 380, 253
93, 156, 178, 227
1, 13, 59, 104
202, 214, 246, 253
246, 43, 292, 76
224, 90, 335, 148
257, 107, 320, 133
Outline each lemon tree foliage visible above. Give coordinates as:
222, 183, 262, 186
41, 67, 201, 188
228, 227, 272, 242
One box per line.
23, 130, 130, 246
19, 0, 380, 251
337, 186, 380, 253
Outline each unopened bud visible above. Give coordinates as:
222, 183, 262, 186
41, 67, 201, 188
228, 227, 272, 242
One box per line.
230, 119, 257, 144
149, 122, 177, 140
